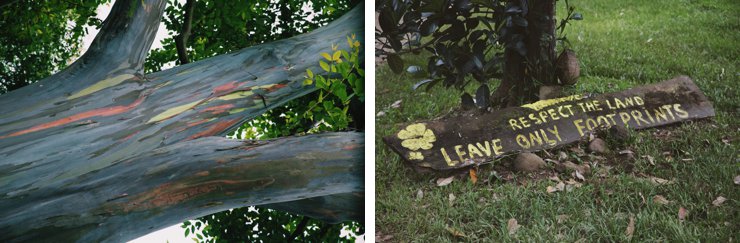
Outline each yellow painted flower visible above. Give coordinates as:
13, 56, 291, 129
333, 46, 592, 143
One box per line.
397, 123, 436, 150
408, 151, 424, 160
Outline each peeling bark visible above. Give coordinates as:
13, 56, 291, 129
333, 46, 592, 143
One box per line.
0, 0, 365, 242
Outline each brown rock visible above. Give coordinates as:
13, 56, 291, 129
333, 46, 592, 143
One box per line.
556, 161, 592, 175
514, 153, 546, 173
588, 138, 608, 154
556, 49, 580, 85
539, 86, 563, 100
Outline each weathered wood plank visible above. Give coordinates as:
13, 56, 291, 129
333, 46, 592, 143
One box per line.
383, 76, 715, 171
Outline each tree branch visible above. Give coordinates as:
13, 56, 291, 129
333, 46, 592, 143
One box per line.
175, 0, 196, 64
77, 0, 167, 73
1, 132, 363, 242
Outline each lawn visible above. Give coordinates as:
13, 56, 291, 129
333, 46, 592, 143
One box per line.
375, 0, 738, 241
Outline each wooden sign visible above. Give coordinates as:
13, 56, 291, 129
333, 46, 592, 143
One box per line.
383, 76, 715, 171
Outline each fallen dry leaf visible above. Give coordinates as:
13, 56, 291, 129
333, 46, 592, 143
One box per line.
547, 182, 565, 193
649, 176, 672, 185
469, 168, 478, 184
624, 215, 636, 238
416, 189, 423, 200
712, 196, 727, 206
558, 151, 568, 161
556, 214, 569, 224
678, 207, 688, 222
376, 231, 394, 242
653, 195, 671, 205
638, 173, 674, 185
436, 176, 454, 186
507, 218, 520, 235
448, 193, 456, 205
625, 215, 635, 239
619, 149, 634, 155
574, 170, 585, 181
643, 155, 655, 165
445, 226, 467, 238
376, 111, 386, 117
542, 149, 553, 158
734, 175, 740, 185
564, 178, 582, 187
390, 100, 402, 108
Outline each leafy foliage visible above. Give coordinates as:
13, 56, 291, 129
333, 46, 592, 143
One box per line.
182, 207, 363, 242
145, 0, 357, 72
0, 0, 108, 93
376, 0, 580, 93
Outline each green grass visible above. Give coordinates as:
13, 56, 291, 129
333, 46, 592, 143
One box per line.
375, 0, 739, 241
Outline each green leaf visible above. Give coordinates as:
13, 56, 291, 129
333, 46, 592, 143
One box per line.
319, 61, 330, 72
306, 69, 313, 78
320, 52, 332, 61
315, 76, 327, 89
322, 101, 334, 113
387, 53, 404, 74
341, 50, 350, 61
332, 51, 341, 61
332, 82, 348, 101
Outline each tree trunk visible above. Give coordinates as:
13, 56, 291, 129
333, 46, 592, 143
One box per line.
492, 0, 556, 107
0, 0, 365, 242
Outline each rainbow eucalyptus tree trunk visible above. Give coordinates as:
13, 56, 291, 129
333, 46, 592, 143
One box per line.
0, 0, 365, 242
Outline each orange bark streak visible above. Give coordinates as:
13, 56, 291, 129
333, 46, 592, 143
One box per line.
195, 171, 210, 177
213, 81, 239, 95
0, 96, 145, 139
120, 131, 141, 142
265, 83, 287, 92
201, 104, 235, 114
188, 118, 240, 140
342, 144, 360, 150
